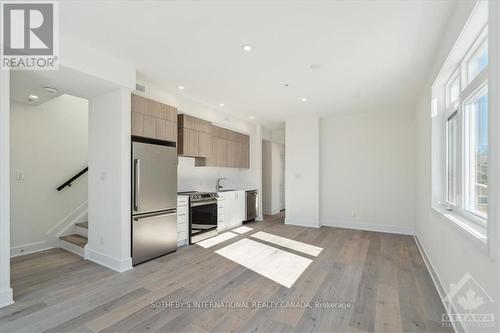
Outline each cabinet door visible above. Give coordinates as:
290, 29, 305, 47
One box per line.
215, 137, 227, 167
156, 119, 177, 142
242, 142, 249, 168
132, 94, 148, 114
143, 115, 156, 138
237, 191, 246, 223
179, 128, 198, 157
131, 111, 144, 137
198, 131, 212, 158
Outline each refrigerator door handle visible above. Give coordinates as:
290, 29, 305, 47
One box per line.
133, 158, 140, 212
133, 208, 177, 221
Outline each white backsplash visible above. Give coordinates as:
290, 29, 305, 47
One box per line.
177, 156, 253, 192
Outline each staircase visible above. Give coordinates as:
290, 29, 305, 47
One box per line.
59, 221, 88, 256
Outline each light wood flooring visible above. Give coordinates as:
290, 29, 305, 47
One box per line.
0, 212, 451, 333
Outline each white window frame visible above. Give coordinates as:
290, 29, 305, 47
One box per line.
445, 109, 460, 206
434, 24, 489, 233
462, 83, 488, 223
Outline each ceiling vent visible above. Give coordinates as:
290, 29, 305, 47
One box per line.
135, 83, 146, 93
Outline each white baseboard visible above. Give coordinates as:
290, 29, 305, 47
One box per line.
0, 288, 13, 308
263, 209, 280, 216
321, 219, 415, 235
414, 236, 463, 333
85, 247, 132, 273
10, 240, 55, 257
285, 217, 320, 228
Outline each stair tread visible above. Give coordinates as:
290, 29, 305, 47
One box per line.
75, 221, 88, 229
60, 234, 87, 247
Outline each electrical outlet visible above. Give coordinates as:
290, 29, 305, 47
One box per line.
351, 211, 356, 218
16, 171, 24, 180
100, 237, 104, 245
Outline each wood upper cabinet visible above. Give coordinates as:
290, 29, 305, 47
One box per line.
177, 114, 212, 157
131, 94, 177, 142
198, 131, 212, 158
178, 128, 198, 157
202, 125, 250, 168
178, 114, 250, 168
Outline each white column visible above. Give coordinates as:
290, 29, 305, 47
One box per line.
86, 88, 132, 272
254, 124, 264, 221
285, 117, 320, 228
0, 69, 14, 308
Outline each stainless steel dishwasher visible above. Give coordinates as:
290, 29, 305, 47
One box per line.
245, 190, 258, 222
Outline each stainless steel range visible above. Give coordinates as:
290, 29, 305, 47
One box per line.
178, 191, 219, 244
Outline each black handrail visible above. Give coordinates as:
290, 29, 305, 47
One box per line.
57, 167, 88, 191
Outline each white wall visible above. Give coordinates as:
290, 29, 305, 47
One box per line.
178, 157, 252, 192
320, 109, 416, 234
0, 69, 13, 307
10, 96, 89, 255
262, 140, 284, 215
135, 76, 263, 219
86, 88, 132, 272
414, 0, 500, 330
285, 117, 319, 227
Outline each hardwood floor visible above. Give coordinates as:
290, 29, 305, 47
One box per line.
0, 213, 451, 333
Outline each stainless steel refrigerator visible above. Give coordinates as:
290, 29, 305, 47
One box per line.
132, 140, 177, 265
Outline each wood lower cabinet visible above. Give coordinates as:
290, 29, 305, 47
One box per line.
131, 94, 177, 142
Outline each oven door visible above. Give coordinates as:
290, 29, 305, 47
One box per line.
190, 200, 218, 243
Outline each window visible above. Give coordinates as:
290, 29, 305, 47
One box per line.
446, 111, 459, 205
464, 87, 488, 218
466, 38, 488, 84
433, 24, 489, 229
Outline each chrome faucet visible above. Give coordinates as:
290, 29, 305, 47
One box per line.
216, 178, 227, 191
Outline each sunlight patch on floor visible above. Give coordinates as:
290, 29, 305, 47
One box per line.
232, 226, 254, 234
251, 231, 323, 257
215, 238, 312, 288
196, 232, 238, 248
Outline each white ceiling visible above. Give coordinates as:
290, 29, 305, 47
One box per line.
59, 1, 455, 126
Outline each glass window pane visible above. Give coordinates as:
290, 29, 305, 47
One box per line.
465, 88, 488, 218
447, 112, 458, 205
467, 40, 488, 84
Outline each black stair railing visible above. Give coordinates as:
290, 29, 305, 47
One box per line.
57, 166, 88, 191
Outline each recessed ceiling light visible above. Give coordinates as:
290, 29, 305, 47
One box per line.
301, 97, 308, 102
250, 116, 255, 120
178, 86, 185, 90
219, 103, 225, 107
44, 87, 58, 93
28, 94, 39, 100
242, 44, 253, 52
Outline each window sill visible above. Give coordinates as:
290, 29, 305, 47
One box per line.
432, 205, 487, 246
